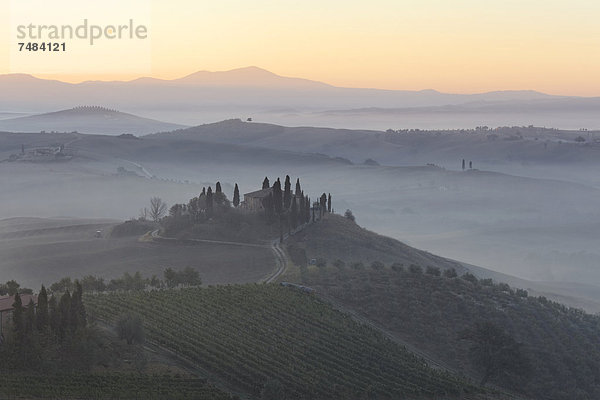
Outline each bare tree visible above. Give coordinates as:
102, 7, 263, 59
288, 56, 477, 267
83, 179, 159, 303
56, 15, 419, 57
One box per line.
149, 197, 167, 222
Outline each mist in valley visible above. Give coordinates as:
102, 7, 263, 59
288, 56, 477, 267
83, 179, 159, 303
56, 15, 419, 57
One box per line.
1, 70, 600, 312
2, 124, 600, 313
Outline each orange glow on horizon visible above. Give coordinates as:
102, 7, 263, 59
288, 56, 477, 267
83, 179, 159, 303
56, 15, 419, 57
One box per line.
1, 0, 599, 96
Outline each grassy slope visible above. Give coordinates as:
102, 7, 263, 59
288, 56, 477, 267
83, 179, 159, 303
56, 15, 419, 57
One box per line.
288, 214, 467, 272
295, 266, 600, 400
84, 284, 501, 400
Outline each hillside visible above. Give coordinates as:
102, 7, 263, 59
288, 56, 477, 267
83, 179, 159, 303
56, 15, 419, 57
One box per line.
0, 106, 185, 135
294, 265, 600, 400
150, 119, 600, 168
85, 284, 501, 400
287, 214, 466, 273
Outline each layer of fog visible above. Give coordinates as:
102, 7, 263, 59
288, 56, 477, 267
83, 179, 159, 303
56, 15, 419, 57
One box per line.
2, 127, 600, 311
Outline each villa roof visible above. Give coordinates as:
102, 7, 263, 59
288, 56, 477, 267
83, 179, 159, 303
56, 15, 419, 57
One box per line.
0, 294, 38, 312
244, 188, 273, 198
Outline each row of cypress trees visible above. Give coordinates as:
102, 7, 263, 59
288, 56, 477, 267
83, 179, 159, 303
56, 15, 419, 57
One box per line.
260, 175, 332, 235
11, 282, 87, 344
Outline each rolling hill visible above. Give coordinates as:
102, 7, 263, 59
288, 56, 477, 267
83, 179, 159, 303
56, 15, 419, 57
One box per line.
85, 284, 496, 400
294, 264, 600, 400
150, 119, 600, 168
0, 106, 186, 135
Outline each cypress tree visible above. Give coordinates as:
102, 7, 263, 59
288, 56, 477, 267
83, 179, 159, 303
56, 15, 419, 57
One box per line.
58, 290, 72, 340
233, 183, 240, 207
295, 178, 301, 197
283, 175, 292, 209
206, 187, 214, 216
299, 195, 305, 225
36, 285, 49, 332
272, 178, 283, 243
25, 299, 36, 335
273, 179, 282, 215
262, 177, 270, 189
291, 197, 298, 229
48, 295, 60, 336
262, 192, 274, 222
12, 291, 24, 337
328, 193, 332, 213
215, 181, 222, 193
70, 281, 87, 331
462, 159, 465, 170
201, 187, 206, 196
305, 195, 310, 223
320, 193, 327, 218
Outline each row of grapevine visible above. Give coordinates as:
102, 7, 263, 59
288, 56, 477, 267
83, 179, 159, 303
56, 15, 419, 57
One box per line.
85, 284, 481, 399
0, 374, 234, 399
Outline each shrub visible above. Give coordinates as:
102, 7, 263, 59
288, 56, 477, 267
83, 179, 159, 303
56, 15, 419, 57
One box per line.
481, 278, 494, 286
516, 288, 528, 298
371, 261, 385, 270
287, 244, 308, 267
116, 313, 145, 345
391, 263, 404, 272
443, 268, 457, 278
344, 209, 356, 222
425, 266, 441, 276
461, 272, 478, 284
350, 262, 365, 270
333, 259, 346, 270
408, 264, 423, 274
316, 258, 327, 268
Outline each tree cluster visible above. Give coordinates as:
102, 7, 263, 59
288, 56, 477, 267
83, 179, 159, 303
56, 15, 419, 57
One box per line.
162, 181, 234, 234
0, 280, 33, 296
260, 176, 331, 233
48, 267, 202, 294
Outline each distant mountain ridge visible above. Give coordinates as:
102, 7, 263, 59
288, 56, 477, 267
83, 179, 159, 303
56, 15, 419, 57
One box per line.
0, 66, 572, 109
1, 66, 598, 129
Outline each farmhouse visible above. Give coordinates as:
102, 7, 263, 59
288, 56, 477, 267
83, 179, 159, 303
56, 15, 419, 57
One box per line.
0, 294, 37, 336
242, 187, 304, 213
242, 188, 272, 212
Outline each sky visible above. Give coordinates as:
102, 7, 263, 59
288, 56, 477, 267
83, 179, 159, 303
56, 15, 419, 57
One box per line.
1, 0, 600, 95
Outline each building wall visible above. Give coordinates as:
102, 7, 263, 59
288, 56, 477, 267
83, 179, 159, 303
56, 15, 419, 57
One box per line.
243, 195, 265, 212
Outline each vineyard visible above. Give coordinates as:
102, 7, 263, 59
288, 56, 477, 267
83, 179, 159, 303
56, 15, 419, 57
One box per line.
298, 266, 600, 400
85, 284, 482, 399
0, 374, 233, 399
